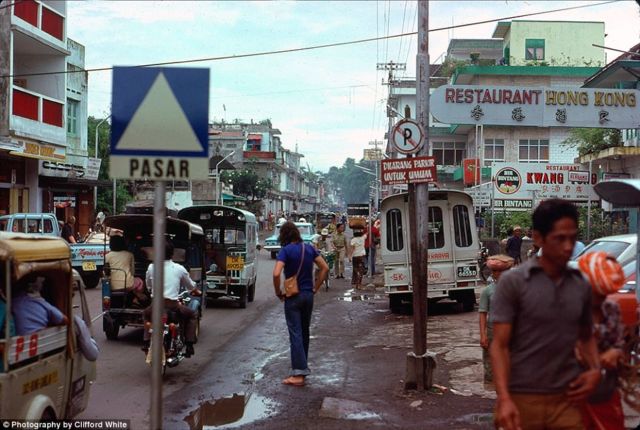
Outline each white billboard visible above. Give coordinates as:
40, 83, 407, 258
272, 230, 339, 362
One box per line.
431, 85, 640, 129
491, 163, 599, 210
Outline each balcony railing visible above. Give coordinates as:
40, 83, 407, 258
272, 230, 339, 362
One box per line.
243, 150, 276, 160
13, 0, 65, 41
13, 87, 64, 128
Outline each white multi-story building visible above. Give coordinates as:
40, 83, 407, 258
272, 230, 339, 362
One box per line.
0, 1, 94, 233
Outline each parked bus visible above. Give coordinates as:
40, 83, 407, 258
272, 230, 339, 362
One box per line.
178, 205, 259, 309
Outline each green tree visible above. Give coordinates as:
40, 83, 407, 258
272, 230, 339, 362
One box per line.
324, 158, 373, 204
220, 169, 272, 201
88, 116, 133, 214
562, 128, 622, 156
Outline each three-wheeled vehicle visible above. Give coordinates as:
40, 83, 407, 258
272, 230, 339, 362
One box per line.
0, 233, 96, 420
101, 215, 205, 340
178, 205, 259, 309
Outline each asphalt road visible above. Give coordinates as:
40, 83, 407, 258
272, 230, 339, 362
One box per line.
78, 249, 282, 428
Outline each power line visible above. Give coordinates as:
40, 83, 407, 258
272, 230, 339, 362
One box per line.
1, 0, 620, 79
0, 1, 22, 11
401, 1, 419, 79
397, 0, 409, 62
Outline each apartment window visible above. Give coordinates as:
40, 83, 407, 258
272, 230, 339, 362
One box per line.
484, 139, 505, 166
66, 100, 79, 135
432, 141, 466, 166
525, 39, 545, 61
386, 209, 404, 251
519, 139, 549, 163
453, 205, 473, 248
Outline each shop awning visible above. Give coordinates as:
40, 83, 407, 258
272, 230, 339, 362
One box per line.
222, 192, 247, 203
39, 175, 112, 188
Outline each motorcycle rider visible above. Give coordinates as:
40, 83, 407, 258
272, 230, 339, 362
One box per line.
143, 239, 199, 357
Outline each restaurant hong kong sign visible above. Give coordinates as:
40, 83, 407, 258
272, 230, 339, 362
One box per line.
430, 85, 640, 129
381, 156, 438, 186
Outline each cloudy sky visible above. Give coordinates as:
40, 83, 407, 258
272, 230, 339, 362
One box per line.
67, 0, 640, 172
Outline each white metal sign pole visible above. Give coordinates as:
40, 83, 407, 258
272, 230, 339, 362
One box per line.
151, 181, 166, 430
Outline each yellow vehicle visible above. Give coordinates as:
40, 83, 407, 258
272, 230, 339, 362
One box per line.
0, 232, 96, 420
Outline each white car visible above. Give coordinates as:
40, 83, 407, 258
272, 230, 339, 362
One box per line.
569, 233, 637, 267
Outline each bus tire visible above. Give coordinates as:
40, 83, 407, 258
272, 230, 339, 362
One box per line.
460, 292, 476, 312
389, 295, 403, 313
239, 287, 248, 309
270, 251, 277, 260
248, 283, 256, 302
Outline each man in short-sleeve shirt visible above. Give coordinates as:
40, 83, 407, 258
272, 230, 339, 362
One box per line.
491, 199, 601, 430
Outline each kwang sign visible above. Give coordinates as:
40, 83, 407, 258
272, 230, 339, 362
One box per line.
381, 156, 437, 185
431, 85, 640, 129
491, 163, 598, 210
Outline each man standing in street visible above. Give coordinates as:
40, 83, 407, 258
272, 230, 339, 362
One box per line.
61, 216, 77, 243
332, 223, 347, 279
491, 199, 601, 430
505, 225, 522, 265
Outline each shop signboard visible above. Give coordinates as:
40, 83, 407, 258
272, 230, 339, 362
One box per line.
363, 148, 383, 161
380, 156, 437, 185
491, 163, 598, 210
85, 158, 102, 181
431, 85, 640, 129
466, 182, 492, 207
10, 140, 65, 162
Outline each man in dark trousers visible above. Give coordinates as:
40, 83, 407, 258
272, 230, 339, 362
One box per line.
505, 225, 522, 265
491, 200, 601, 430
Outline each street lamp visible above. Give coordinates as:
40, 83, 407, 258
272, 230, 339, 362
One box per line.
94, 115, 111, 213
215, 150, 236, 205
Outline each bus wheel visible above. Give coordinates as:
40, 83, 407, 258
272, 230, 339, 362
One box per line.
248, 283, 256, 302
239, 288, 248, 309
389, 295, 403, 313
270, 251, 277, 260
460, 292, 476, 312
41, 407, 56, 421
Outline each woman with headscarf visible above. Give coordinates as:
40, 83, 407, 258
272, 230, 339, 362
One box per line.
577, 251, 626, 430
478, 254, 514, 385
273, 222, 329, 387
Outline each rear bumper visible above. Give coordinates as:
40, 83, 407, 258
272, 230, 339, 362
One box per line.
264, 245, 281, 252
205, 278, 246, 301
386, 284, 477, 300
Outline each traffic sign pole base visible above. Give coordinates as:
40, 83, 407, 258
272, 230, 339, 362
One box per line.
404, 351, 436, 391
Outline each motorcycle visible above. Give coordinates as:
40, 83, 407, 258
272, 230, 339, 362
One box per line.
145, 290, 200, 375
478, 246, 492, 282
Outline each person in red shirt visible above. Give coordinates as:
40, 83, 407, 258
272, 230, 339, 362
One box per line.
365, 219, 381, 276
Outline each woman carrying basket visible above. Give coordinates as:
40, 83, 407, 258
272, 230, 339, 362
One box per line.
273, 222, 329, 387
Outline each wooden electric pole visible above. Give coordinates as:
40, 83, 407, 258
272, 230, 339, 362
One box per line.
406, 0, 434, 391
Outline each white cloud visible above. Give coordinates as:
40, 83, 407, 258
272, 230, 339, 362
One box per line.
68, 0, 640, 172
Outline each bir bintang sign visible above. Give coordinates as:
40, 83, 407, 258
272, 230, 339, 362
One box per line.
430, 85, 640, 129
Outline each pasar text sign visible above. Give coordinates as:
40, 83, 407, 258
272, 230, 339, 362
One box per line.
381, 156, 437, 185
430, 85, 640, 129
110, 66, 210, 180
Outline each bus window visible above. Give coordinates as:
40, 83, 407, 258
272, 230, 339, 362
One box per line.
205, 228, 221, 244
428, 207, 445, 249
453, 205, 473, 248
386, 209, 403, 251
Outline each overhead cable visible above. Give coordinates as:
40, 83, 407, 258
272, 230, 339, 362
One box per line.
1, 0, 620, 79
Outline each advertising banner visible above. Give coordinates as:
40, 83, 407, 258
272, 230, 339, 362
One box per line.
463, 158, 480, 185
491, 163, 598, 210
430, 85, 640, 129
380, 156, 438, 186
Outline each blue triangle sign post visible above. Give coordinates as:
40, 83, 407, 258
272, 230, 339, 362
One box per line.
110, 66, 210, 180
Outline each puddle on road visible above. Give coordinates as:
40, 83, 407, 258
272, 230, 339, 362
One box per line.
339, 290, 385, 302
184, 393, 277, 430
457, 413, 494, 425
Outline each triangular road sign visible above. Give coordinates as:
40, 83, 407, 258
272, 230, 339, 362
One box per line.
114, 72, 202, 153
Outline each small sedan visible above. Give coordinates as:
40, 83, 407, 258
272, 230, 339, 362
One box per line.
264, 222, 316, 259
573, 234, 637, 263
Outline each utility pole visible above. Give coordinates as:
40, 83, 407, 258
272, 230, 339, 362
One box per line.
378, 61, 406, 161
368, 139, 383, 209
406, 0, 434, 391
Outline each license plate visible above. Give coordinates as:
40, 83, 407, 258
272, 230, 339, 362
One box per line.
82, 261, 97, 271
457, 265, 477, 278
226, 256, 245, 271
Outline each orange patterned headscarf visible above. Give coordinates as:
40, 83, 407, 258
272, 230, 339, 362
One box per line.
577, 251, 625, 296
486, 255, 515, 272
